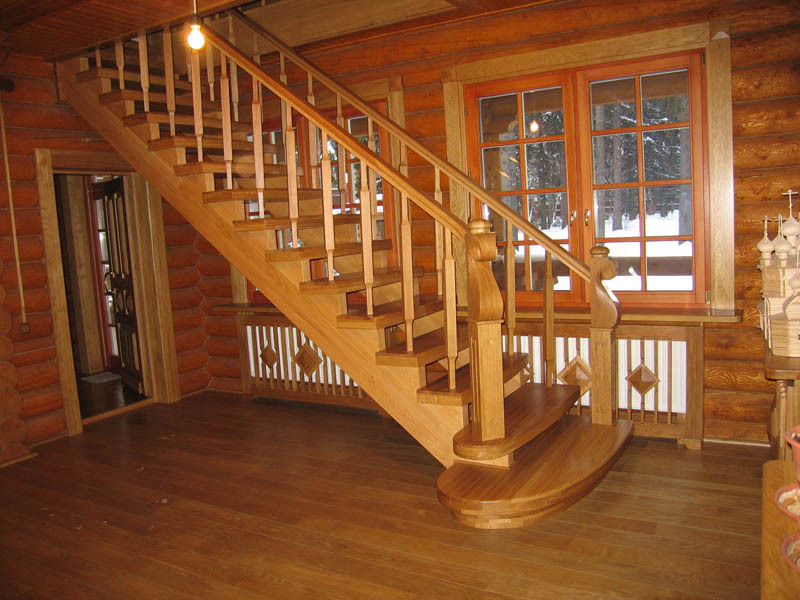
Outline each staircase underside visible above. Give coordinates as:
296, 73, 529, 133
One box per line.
438, 416, 633, 528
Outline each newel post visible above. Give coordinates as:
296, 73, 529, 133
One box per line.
589, 246, 620, 425
467, 219, 505, 441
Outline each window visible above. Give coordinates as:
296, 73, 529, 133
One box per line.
466, 52, 706, 306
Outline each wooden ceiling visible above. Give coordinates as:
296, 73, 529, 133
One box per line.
0, 0, 559, 61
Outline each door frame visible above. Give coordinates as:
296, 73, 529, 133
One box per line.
34, 148, 180, 435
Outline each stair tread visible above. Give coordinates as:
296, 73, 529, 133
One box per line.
234, 213, 360, 232
204, 188, 322, 203
300, 266, 423, 295
438, 415, 633, 528
174, 159, 288, 177
452, 382, 580, 460
337, 294, 443, 329
149, 134, 273, 153
99, 88, 194, 106
122, 111, 251, 131
418, 352, 528, 406
77, 67, 191, 90
266, 239, 392, 262
375, 322, 469, 367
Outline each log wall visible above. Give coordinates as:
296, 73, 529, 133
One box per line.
162, 202, 239, 397
0, 54, 115, 460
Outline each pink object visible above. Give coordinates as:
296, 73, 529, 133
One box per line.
785, 425, 800, 484
775, 483, 800, 521
781, 532, 800, 574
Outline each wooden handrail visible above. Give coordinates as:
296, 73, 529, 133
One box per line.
202, 26, 469, 241
229, 9, 590, 282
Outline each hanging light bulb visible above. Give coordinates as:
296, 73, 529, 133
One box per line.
187, 0, 205, 49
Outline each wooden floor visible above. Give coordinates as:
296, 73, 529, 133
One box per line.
0, 392, 769, 599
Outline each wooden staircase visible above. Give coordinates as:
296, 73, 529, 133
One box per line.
57, 14, 632, 529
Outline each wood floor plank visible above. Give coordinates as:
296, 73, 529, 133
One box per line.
0, 392, 766, 599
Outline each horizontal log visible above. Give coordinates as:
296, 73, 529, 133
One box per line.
704, 327, 765, 361
727, 0, 800, 36
0, 387, 21, 419
170, 287, 203, 311
0, 309, 9, 336
161, 202, 190, 226
0, 235, 44, 263
734, 267, 761, 300
176, 346, 208, 373
704, 418, 768, 443
0, 182, 38, 209
195, 253, 230, 277
734, 234, 760, 269
194, 236, 221, 255
23, 410, 66, 445
734, 132, 800, 171
412, 220, 435, 246
0, 208, 42, 236
172, 307, 205, 331
704, 359, 773, 394
406, 137, 448, 169
706, 299, 761, 331
1, 100, 92, 132
12, 334, 55, 356
735, 200, 786, 234
0, 443, 31, 466
3, 129, 111, 156
405, 108, 445, 141
0, 155, 36, 182
732, 62, 800, 103
0, 336, 11, 361
418, 273, 437, 296
730, 24, 800, 69
197, 276, 233, 299
15, 361, 58, 392
166, 245, 200, 269
732, 97, 800, 138
0, 261, 46, 290
704, 389, 773, 423
168, 266, 201, 290
8, 314, 53, 342
0, 415, 27, 446
10, 345, 56, 369
403, 83, 444, 114
174, 327, 207, 354
163, 223, 198, 247
0, 55, 54, 78
736, 166, 800, 204
202, 315, 237, 337
3, 286, 50, 315
208, 376, 242, 393
0, 361, 17, 388
179, 368, 211, 396
205, 336, 240, 358
206, 357, 241, 378
19, 385, 62, 420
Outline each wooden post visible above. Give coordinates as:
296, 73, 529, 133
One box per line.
467, 219, 505, 443
589, 246, 619, 426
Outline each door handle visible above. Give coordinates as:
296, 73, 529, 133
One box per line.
569, 210, 577, 225
584, 209, 591, 226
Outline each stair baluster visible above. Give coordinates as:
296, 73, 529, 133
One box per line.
307, 74, 319, 189
320, 130, 336, 280
251, 76, 265, 218
227, 16, 240, 121
360, 161, 374, 315
285, 125, 299, 245
400, 186, 414, 351
504, 220, 516, 356
443, 228, 458, 389
205, 21, 216, 102
162, 28, 176, 137
219, 49, 233, 189
114, 41, 125, 90
434, 168, 444, 295
335, 95, 348, 212
190, 47, 203, 160
543, 251, 555, 386
137, 32, 150, 112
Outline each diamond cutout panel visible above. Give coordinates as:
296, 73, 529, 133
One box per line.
259, 344, 278, 369
557, 356, 591, 396
626, 364, 659, 396
294, 342, 322, 379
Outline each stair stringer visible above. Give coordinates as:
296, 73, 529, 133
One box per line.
57, 57, 466, 467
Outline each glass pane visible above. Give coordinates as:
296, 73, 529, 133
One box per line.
109, 327, 119, 356
644, 184, 692, 236
349, 116, 368, 145
646, 240, 693, 290
602, 241, 641, 291
591, 77, 636, 131
642, 69, 689, 125
480, 93, 519, 142
525, 141, 566, 189
530, 244, 571, 291
95, 199, 105, 229
594, 188, 639, 238
527, 192, 568, 240
106, 295, 114, 324
482, 146, 521, 192
592, 133, 638, 184
643, 128, 691, 181
492, 248, 526, 294
481, 205, 508, 242
98, 231, 109, 262
523, 87, 563, 138
350, 162, 362, 196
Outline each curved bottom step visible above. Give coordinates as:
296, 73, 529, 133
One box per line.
437, 415, 633, 529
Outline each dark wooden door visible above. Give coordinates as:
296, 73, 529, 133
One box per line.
101, 177, 144, 394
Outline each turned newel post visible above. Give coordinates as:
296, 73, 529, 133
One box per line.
467, 219, 505, 442
589, 246, 620, 425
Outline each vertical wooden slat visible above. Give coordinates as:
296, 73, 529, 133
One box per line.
190, 50, 203, 161
434, 168, 444, 295
162, 28, 176, 137
320, 131, 335, 280
640, 338, 646, 423
227, 15, 240, 121
505, 221, 516, 357
667, 339, 673, 424
400, 192, 414, 352
360, 161, 374, 315
114, 41, 125, 89
137, 32, 150, 112
219, 50, 233, 189
627, 338, 632, 419
251, 76, 265, 218
443, 229, 457, 388
654, 340, 659, 424
336, 95, 348, 212
285, 127, 299, 245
